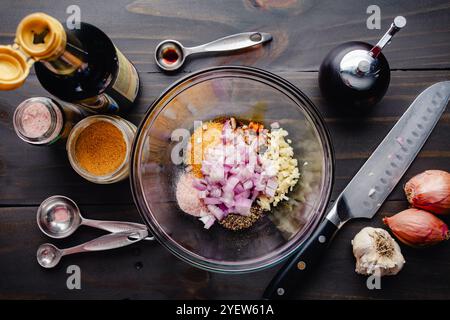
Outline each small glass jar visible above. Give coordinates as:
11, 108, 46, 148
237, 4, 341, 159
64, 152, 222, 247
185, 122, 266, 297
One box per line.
66, 115, 136, 184
13, 97, 86, 145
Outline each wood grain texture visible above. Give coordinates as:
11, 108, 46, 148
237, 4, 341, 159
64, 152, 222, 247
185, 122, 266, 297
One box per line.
1, 202, 449, 299
0, 0, 449, 300
0, 0, 450, 72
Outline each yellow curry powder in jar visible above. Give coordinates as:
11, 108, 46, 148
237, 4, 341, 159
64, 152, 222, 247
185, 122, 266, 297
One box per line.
75, 121, 126, 175
67, 115, 136, 184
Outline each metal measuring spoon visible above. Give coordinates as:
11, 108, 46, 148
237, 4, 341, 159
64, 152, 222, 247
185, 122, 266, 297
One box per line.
37, 229, 148, 268
155, 32, 273, 71
37, 195, 153, 240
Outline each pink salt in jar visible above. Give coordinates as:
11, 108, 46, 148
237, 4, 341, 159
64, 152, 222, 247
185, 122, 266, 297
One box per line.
13, 97, 86, 145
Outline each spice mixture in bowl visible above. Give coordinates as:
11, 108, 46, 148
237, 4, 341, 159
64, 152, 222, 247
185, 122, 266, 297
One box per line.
176, 117, 301, 231
131, 66, 334, 273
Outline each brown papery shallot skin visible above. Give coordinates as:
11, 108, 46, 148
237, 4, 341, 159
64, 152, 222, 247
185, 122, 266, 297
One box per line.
383, 208, 450, 247
404, 170, 450, 215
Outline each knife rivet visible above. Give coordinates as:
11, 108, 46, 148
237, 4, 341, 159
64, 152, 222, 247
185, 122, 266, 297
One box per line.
277, 288, 285, 296
318, 235, 326, 243
297, 261, 306, 270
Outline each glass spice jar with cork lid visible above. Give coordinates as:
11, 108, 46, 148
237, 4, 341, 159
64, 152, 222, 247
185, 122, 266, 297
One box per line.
13, 97, 87, 146
66, 115, 136, 184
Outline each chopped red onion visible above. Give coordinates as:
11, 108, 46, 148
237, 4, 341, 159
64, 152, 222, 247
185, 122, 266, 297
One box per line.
235, 190, 251, 200
199, 215, 215, 229
210, 188, 222, 198
207, 205, 225, 220
234, 183, 245, 194
234, 198, 252, 216
193, 179, 207, 191
223, 176, 240, 193
217, 203, 229, 214
203, 197, 223, 205
243, 180, 253, 190
195, 119, 283, 219
220, 197, 234, 208
198, 190, 208, 199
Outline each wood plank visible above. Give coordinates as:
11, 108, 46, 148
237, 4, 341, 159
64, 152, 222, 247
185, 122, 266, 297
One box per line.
0, 0, 449, 72
1, 70, 448, 205
0, 201, 449, 299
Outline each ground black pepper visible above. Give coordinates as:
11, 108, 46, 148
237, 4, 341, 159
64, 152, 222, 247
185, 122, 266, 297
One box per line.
220, 205, 264, 231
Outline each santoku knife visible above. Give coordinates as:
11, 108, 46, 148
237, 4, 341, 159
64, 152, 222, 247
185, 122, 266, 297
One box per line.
263, 81, 450, 300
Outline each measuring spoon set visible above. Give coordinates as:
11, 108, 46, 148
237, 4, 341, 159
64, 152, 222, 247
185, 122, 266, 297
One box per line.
36, 195, 153, 268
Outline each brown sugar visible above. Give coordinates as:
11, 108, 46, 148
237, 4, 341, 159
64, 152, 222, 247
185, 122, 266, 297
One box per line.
75, 121, 126, 176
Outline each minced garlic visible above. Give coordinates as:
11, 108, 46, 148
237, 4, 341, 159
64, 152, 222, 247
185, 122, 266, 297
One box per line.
258, 128, 300, 211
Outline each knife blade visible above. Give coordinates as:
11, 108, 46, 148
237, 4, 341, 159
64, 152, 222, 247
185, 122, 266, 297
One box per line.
330, 81, 450, 224
263, 81, 450, 300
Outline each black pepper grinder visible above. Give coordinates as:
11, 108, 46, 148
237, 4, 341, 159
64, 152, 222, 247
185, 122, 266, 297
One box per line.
319, 16, 407, 114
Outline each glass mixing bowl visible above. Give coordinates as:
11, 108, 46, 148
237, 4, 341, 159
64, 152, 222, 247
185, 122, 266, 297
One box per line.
130, 66, 334, 273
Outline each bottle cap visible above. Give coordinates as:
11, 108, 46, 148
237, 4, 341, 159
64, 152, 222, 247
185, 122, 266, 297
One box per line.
0, 45, 30, 90
15, 13, 66, 60
0, 13, 66, 90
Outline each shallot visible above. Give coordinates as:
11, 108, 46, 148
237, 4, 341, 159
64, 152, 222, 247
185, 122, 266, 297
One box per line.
383, 208, 450, 247
404, 170, 450, 215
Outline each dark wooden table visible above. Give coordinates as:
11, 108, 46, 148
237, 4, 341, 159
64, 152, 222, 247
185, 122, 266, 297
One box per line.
1, 0, 449, 300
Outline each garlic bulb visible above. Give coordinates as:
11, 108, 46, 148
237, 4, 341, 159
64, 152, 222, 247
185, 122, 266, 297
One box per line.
352, 227, 405, 276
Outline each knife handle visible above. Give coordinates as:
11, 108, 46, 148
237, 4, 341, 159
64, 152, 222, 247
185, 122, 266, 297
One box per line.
262, 218, 339, 300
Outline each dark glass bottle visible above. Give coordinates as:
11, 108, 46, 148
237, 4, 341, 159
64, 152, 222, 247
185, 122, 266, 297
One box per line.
35, 22, 140, 113
0, 13, 140, 113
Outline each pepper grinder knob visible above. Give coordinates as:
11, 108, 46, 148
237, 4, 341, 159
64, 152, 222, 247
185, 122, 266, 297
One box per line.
319, 16, 407, 113
339, 16, 407, 91
369, 16, 407, 58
